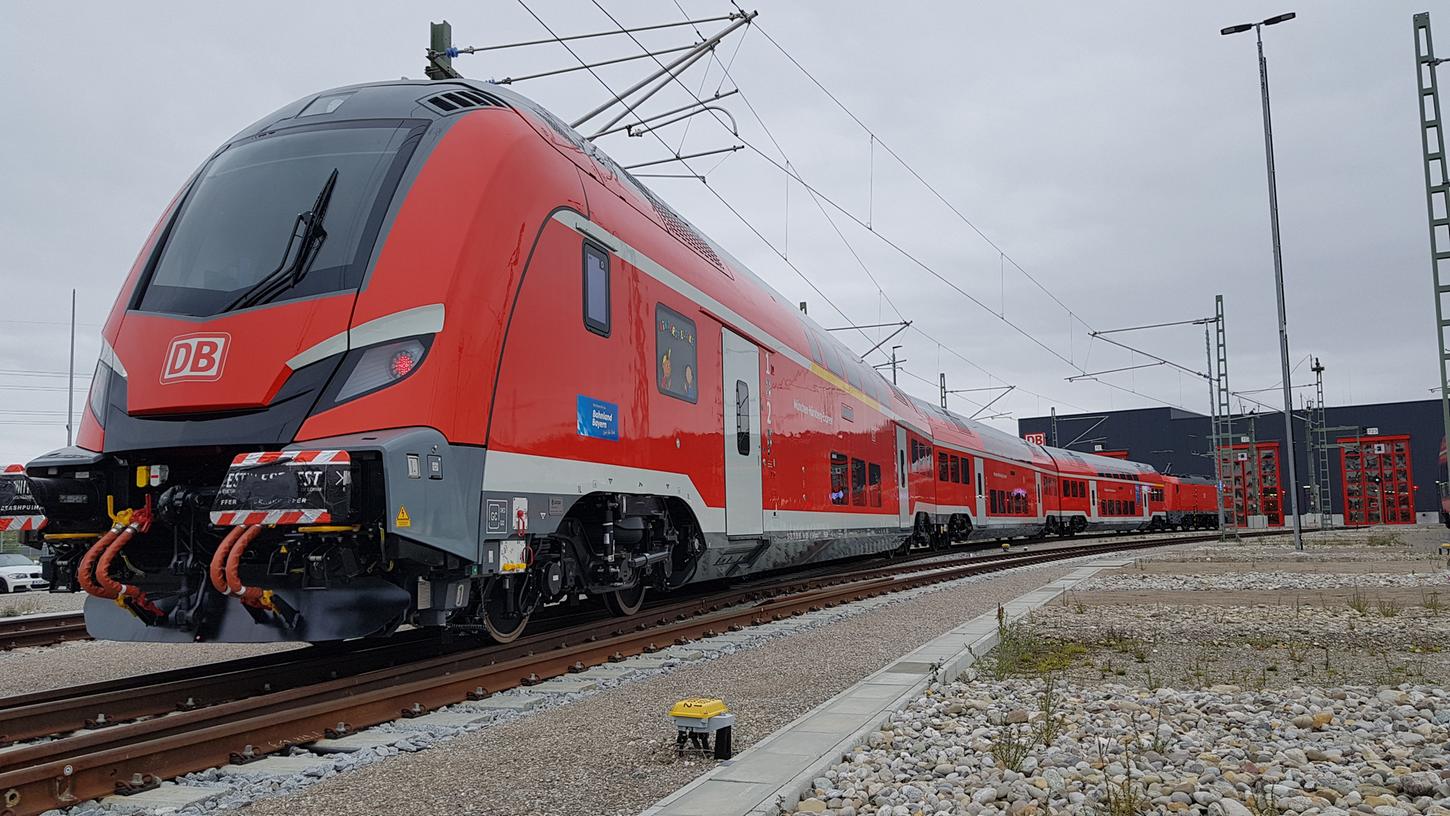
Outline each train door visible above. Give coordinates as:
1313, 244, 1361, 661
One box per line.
1034, 472, 1043, 519
1089, 481, 1098, 519
721, 328, 764, 537
895, 426, 911, 528
974, 457, 986, 519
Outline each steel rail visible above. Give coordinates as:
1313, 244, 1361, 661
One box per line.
0, 532, 1259, 814
0, 612, 87, 651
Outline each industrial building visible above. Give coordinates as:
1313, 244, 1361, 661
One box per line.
1017, 398, 1447, 527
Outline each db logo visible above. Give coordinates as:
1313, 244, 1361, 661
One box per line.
161, 333, 230, 383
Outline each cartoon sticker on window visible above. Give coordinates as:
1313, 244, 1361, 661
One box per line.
657, 304, 698, 403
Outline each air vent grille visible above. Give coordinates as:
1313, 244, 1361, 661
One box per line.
424, 89, 501, 114
635, 184, 724, 270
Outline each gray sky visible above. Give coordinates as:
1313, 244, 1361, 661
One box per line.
0, 1, 1439, 463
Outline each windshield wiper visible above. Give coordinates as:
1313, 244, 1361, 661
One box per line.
222, 168, 339, 313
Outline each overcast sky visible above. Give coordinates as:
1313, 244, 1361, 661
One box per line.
0, 1, 1440, 463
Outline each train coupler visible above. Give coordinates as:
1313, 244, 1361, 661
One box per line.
117, 594, 165, 627
241, 590, 303, 629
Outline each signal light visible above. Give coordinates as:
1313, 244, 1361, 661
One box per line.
334, 338, 428, 402
390, 350, 417, 379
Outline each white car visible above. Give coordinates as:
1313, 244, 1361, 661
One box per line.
0, 553, 48, 593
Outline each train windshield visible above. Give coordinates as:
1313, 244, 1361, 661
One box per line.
136, 120, 424, 316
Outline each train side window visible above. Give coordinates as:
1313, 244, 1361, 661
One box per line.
805, 331, 824, 367
583, 242, 610, 337
938, 452, 949, 481
830, 452, 848, 505
735, 380, 750, 456
851, 458, 867, 506
898, 449, 906, 487
655, 304, 698, 403
869, 462, 882, 507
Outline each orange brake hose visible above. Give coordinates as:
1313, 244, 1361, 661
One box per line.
93, 527, 135, 600
76, 528, 121, 598
93, 525, 166, 617
209, 526, 247, 595
225, 525, 267, 606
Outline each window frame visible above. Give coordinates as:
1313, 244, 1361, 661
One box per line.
938, 452, 949, 481
582, 240, 611, 337
868, 462, 882, 507
830, 452, 848, 506
851, 457, 867, 507
735, 379, 751, 456
654, 303, 699, 404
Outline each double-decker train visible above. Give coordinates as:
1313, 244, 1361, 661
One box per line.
0, 79, 1218, 643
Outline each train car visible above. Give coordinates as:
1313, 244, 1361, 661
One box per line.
905, 399, 1057, 545
1160, 474, 1220, 530
1040, 448, 1155, 534
9, 79, 971, 645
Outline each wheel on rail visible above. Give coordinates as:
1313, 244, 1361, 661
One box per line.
482, 603, 531, 643
603, 582, 646, 616
479, 575, 538, 644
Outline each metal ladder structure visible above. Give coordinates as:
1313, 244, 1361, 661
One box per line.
1415, 13, 1450, 509
1311, 357, 1333, 529
1212, 295, 1240, 538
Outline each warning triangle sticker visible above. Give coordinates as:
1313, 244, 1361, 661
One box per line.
395, 506, 411, 528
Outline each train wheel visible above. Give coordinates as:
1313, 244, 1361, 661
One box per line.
480, 576, 536, 644
603, 583, 646, 616
482, 603, 530, 643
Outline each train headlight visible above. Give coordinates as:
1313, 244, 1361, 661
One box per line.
88, 337, 128, 428
334, 338, 428, 402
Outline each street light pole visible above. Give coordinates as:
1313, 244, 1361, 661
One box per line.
1223, 12, 1304, 551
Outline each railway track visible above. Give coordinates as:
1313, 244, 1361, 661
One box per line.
0, 612, 86, 651
0, 530, 1267, 816
0, 528, 1200, 655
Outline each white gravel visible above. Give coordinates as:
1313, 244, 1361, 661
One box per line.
783, 536, 1450, 816
791, 679, 1450, 816
0, 590, 85, 617
1081, 570, 1450, 593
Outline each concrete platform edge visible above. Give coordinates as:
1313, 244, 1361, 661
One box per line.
640, 556, 1131, 816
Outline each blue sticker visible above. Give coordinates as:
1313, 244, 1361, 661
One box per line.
576, 395, 620, 441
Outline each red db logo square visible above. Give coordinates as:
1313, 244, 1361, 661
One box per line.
161, 333, 229, 383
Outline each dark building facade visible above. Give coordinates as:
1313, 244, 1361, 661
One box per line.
1017, 399, 1448, 523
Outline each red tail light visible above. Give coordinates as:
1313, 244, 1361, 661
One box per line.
390, 350, 417, 379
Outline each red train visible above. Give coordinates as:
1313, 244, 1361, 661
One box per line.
1, 80, 1217, 642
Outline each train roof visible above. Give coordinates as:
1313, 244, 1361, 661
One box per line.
1045, 445, 1159, 480
476, 82, 934, 431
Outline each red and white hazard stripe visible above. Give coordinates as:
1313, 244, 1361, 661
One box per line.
209, 509, 332, 526
0, 515, 47, 532
229, 450, 350, 467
